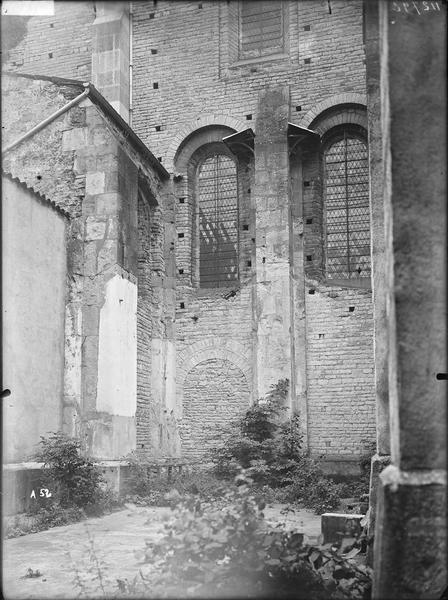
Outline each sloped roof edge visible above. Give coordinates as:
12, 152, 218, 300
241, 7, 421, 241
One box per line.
3, 70, 86, 89
2, 171, 71, 220
3, 71, 170, 180
86, 84, 170, 179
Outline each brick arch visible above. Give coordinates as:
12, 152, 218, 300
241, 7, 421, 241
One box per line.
165, 114, 248, 173
180, 357, 251, 459
176, 338, 252, 410
301, 93, 367, 128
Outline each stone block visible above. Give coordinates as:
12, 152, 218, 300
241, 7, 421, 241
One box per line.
373, 468, 447, 599
321, 513, 364, 544
62, 127, 88, 151
86, 172, 106, 195
85, 218, 107, 240
90, 125, 114, 147
97, 239, 117, 272
95, 193, 120, 214
83, 242, 98, 274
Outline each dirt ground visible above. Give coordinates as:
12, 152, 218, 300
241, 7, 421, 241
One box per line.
2, 503, 321, 599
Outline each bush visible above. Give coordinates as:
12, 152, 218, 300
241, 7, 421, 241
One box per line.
137, 473, 372, 599
270, 460, 344, 514
338, 442, 376, 501
124, 453, 231, 506
33, 432, 111, 514
211, 380, 343, 514
4, 504, 85, 538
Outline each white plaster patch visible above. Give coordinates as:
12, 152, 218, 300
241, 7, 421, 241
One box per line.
97, 275, 137, 417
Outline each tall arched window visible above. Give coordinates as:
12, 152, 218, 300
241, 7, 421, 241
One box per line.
197, 153, 239, 287
324, 128, 371, 281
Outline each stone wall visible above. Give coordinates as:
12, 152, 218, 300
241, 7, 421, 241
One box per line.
2, 175, 68, 463
2, 73, 173, 461
371, 2, 446, 596
2, 74, 85, 217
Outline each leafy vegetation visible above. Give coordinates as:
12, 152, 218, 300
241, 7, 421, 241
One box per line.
4, 505, 85, 539
34, 432, 108, 512
124, 473, 372, 599
211, 379, 344, 514
337, 441, 376, 502
123, 452, 232, 506
5, 432, 120, 538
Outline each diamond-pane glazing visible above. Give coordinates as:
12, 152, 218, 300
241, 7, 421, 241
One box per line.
325, 134, 371, 279
198, 154, 238, 287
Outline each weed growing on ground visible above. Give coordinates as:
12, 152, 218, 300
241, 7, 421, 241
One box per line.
5, 432, 121, 538
34, 432, 105, 510
133, 472, 372, 599
20, 568, 42, 579
68, 525, 119, 598
123, 453, 231, 507
210, 379, 345, 514
4, 504, 86, 538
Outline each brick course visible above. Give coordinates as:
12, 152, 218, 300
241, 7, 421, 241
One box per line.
131, 0, 366, 160
181, 358, 250, 458
305, 282, 376, 456
6, 1, 95, 80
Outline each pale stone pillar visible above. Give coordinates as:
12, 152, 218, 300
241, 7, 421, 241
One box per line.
372, 1, 447, 596
253, 86, 293, 404
365, 0, 390, 458
63, 103, 139, 459
364, 0, 391, 556
91, 1, 130, 122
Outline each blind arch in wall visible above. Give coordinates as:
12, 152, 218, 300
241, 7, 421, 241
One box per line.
197, 153, 239, 287
324, 129, 371, 281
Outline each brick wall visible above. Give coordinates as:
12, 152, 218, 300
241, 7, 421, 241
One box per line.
131, 0, 366, 159
5, 1, 95, 81
137, 196, 153, 452
181, 358, 250, 459
131, 0, 375, 460
305, 282, 376, 457
137, 194, 180, 458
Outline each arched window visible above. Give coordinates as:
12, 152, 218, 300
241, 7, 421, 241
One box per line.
324, 128, 371, 281
197, 153, 239, 287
